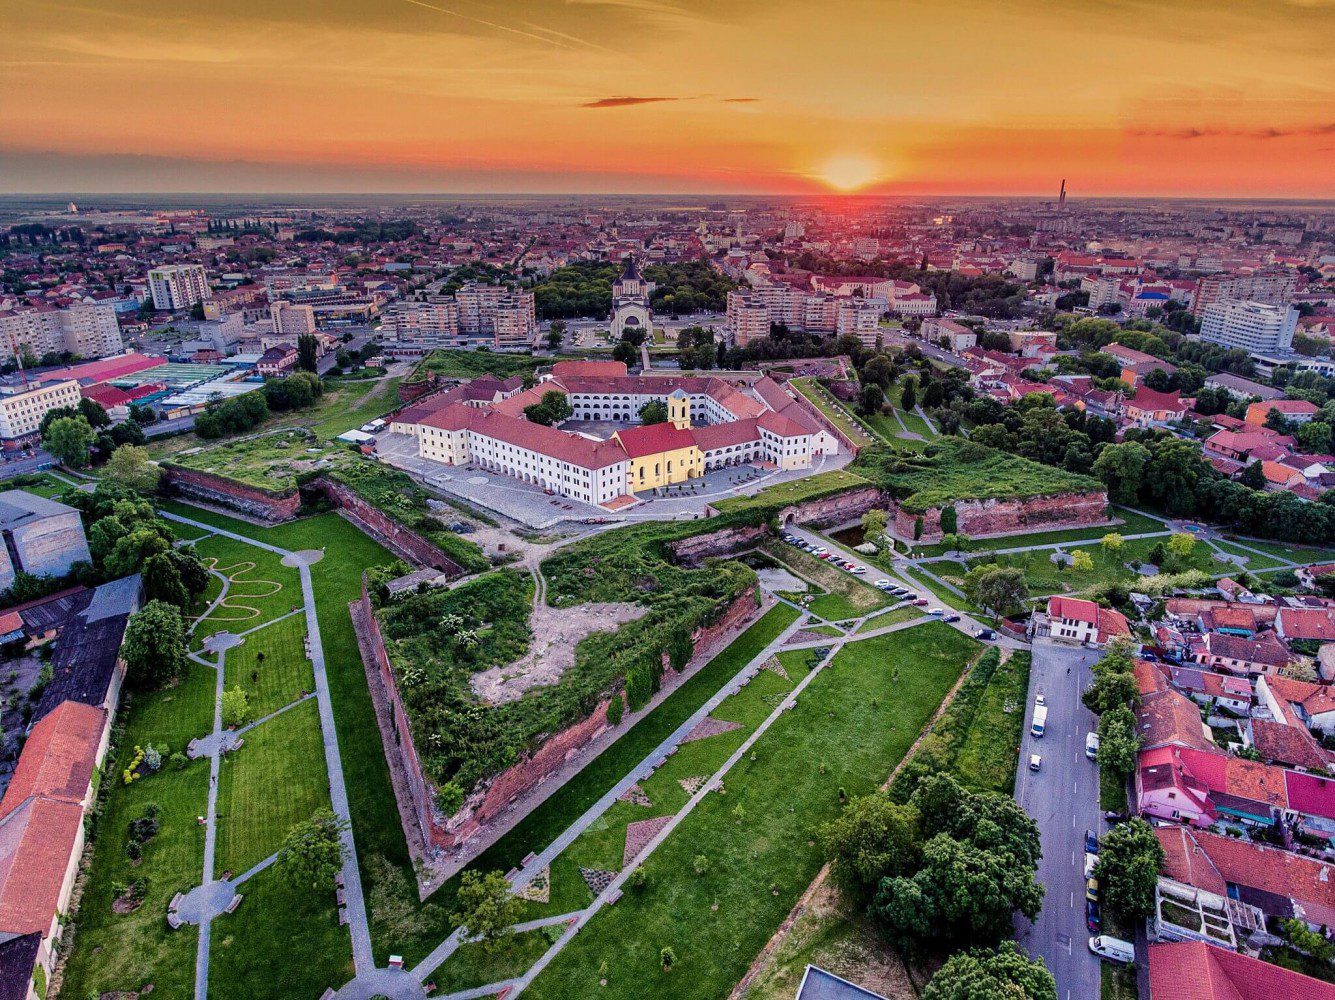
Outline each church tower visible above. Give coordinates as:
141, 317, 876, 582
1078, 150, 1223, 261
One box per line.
667, 388, 690, 429
611, 255, 653, 340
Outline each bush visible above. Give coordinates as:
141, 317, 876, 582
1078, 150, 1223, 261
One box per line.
606, 695, 624, 726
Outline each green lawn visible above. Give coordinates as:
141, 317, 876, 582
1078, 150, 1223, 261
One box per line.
804, 624, 846, 638
59, 662, 217, 1000
431, 927, 555, 995
853, 604, 922, 633
223, 612, 312, 719
187, 534, 302, 648
711, 468, 870, 516
308, 376, 403, 440
1210, 540, 1288, 571
1221, 536, 1335, 566
208, 860, 353, 1000
952, 650, 1032, 795
893, 563, 983, 615
215, 696, 331, 876
525, 624, 980, 1000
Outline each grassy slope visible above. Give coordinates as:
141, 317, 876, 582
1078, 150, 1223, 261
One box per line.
525, 624, 979, 999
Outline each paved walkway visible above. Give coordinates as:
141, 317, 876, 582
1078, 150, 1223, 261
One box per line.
162, 510, 376, 996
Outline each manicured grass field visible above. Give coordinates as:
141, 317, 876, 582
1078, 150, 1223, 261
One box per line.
215, 696, 331, 876
187, 534, 301, 648
1222, 535, 1335, 566
1211, 540, 1288, 571
208, 859, 353, 1000
525, 624, 980, 1000
431, 927, 554, 994
909, 506, 1169, 557
804, 623, 846, 638
59, 661, 217, 1000
892, 563, 984, 615
222, 612, 312, 719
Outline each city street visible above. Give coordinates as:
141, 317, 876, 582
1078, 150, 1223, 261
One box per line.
1013, 638, 1104, 1000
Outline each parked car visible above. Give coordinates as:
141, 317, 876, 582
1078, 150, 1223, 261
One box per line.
1086, 878, 1100, 903
1084, 852, 1099, 878
943, 613, 961, 623
914, 598, 929, 606
851, 566, 866, 574
1029, 754, 1042, 771
1086, 899, 1101, 932
1036, 693, 1047, 707
1086, 732, 1101, 760
976, 628, 996, 640
1102, 811, 1129, 824
927, 608, 944, 616
874, 579, 891, 589
1085, 830, 1100, 854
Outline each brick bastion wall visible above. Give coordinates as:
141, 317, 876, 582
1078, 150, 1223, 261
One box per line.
162, 465, 302, 522
891, 489, 1110, 544
355, 575, 761, 864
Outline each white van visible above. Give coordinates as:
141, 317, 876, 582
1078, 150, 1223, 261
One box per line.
1088, 935, 1135, 964
1086, 732, 1101, 760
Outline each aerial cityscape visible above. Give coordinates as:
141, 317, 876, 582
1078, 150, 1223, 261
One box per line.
0, 3, 1333, 1000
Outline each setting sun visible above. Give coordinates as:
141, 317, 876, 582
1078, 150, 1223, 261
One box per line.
817, 154, 882, 192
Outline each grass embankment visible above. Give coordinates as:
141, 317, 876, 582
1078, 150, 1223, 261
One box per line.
788, 377, 874, 447
744, 647, 1032, 996
907, 506, 1168, 557
58, 662, 216, 1000
711, 468, 871, 516
308, 375, 403, 440
408, 349, 574, 383
761, 540, 890, 622
853, 605, 922, 633
525, 624, 980, 1000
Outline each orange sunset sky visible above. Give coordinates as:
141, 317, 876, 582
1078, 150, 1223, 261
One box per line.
2, 0, 1332, 197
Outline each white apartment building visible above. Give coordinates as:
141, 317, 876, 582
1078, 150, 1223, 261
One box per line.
725, 286, 884, 345
889, 292, 938, 317
1082, 274, 1122, 310
1192, 270, 1297, 318
0, 380, 81, 445
0, 303, 124, 362
1199, 300, 1299, 355
455, 283, 537, 348
147, 264, 211, 311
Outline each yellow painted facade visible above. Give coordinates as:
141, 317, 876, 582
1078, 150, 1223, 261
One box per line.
626, 444, 702, 491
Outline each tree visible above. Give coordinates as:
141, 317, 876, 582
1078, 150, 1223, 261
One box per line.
43, 415, 96, 468
121, 600, 187, 690
1100, 533, 1125, 558
546, 320, 566, 351
1070, 550, 1094, 572
104, 445, 161, 493
1239, 459, 1266, 490
820, 793, 921, 894
922, 942, 1057, 1000
1094, 818, 1164, 921
1166, 532, 1196, 559
1083, 663, 1139, 715
222, 686, 249, 728
899, 375, 918, 412
277, 808, 347, 890
861, 508, 888, 543
1097, 705, 1141, 776
143, 552, 189, 609
1092, 441, 1150, 505
453, 869, 524, 952
105, 527, 171, 578
524, 390, 573, 426
940, 504, 958, 535
963, 565, 1030, 619
612, 340, 638, 366
79, 397, 111, 428
859, 382, 885, 416
296, 333, 319, 372
639, 400, 668, 424
1297, 420, 1332, 454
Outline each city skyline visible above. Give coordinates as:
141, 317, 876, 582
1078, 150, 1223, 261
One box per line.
3, 0, 1333, 198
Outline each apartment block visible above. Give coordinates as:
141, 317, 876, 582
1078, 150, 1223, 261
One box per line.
1199, 301, 1298, 355
0, 303, 125, 362
147, 264, 211, 311
0, 380, 82, 447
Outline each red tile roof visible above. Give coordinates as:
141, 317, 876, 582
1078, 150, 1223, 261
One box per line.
549, 360, 628, 378
614, 422, 697, 459
0, 701, 104, 820
35, 352, 165, 386
1149, 940, 1335, 1000
1049, 596, 1098, 624
0, 796, 84, 936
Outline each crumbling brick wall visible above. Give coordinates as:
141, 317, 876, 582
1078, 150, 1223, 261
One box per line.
891, 489, 1109, 543
162, 466, 302, 521
778, 486, 886, 529
313, 477, 466, 577
667, 525, 768, 566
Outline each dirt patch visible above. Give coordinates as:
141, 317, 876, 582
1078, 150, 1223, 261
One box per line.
623, 815, 674, 868
470, 599, 647, 704
681, 717, 742, 744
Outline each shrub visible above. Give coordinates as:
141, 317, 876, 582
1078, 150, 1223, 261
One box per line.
605, 695, 624, 726
660, 947, 676, 971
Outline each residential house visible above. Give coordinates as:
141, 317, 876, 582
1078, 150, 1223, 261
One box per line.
1244, 399, 1320, 427
1045, 596, 1131, 646
1192, 630, 1292, 677
1148, 940, 1335, 1000
1122, 386, 1189, 428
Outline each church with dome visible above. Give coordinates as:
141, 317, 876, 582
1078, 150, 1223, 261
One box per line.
610, 255, 653, 340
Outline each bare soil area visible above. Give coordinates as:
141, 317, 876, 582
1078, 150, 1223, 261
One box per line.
470, 598, 647, 703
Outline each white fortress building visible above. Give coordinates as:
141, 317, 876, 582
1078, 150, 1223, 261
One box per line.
391, 360, 839, 509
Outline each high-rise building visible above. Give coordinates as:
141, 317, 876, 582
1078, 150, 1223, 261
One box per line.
147, 264, 211, 311
1199, 301, 1298, 355
0, 303, 125, 362
387, 284, 535, 352
269, 301, 317, 338
1191, 270, 1296, 318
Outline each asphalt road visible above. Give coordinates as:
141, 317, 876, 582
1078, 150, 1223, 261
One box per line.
1013, 639, 1104, 1000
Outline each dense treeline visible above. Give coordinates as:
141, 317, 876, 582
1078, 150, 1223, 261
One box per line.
293, 219, 418, 244
642, 260, 737, 315
789, 253, 1027, 318
532, 260, 618, 319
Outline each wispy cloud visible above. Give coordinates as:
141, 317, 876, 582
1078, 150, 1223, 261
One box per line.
581, 96, 679, 108
723, 97, 759, 103
1132, 122, 1335, 139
